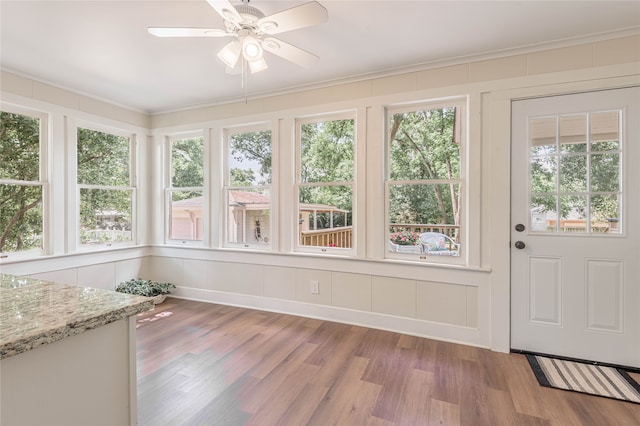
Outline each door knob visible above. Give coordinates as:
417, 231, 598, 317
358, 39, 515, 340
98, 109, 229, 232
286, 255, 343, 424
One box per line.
515, 224, 525, 232
514, 241, 526, 249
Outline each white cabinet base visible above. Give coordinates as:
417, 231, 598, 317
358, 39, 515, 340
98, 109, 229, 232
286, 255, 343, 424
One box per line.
1, 318, 137, 426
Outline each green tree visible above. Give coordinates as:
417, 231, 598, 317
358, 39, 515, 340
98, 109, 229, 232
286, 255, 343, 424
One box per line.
0, 112, 42, 252
230, 130, 271, 185
171, 137, 204, 201
388, 107, 460, 226
230, 168, 255, 186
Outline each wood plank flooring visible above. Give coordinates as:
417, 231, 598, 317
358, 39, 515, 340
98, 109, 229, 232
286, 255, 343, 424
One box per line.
136, 298, 640, 425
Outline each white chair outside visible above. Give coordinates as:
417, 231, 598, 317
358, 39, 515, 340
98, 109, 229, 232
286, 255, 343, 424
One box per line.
419, 232, 460, 256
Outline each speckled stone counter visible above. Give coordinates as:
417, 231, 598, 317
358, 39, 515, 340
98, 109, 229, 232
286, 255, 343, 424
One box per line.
0, 274, 154, 359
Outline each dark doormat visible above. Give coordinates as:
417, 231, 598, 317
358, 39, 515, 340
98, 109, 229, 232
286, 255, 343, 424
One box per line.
526, 354, 640, 404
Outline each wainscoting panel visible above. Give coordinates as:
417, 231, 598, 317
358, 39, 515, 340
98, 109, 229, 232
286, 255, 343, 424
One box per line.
371, 276, 417, 318
181, 258, 208, 289
263, 266, 297, 301
331, 271, 372, 312
416, 281, 476, 327
77, 262, 116, 290
208, 261, 263, 296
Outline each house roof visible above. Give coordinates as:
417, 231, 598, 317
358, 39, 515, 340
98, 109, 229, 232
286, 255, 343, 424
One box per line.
229, 190, 270, 206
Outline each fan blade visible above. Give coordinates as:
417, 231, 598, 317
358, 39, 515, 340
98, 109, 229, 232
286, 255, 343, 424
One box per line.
262, 37, 319, 68
205, 0, 243, 25
148, 27, 231, 37
258, 1, 328, 35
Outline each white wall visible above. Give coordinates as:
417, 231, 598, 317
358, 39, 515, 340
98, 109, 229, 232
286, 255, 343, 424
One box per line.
1, 34, 638, 352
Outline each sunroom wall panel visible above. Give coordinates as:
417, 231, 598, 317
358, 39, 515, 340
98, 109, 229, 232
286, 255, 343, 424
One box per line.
77, 262, 116, 290
331, 271, 372, 312
593, 35, 640, 66
263, 265, 297, 301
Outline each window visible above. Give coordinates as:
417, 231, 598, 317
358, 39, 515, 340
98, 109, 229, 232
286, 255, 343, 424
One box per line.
529, 111, 622, 234
223, 126, 272, 248
77, 126, 134, 246
296, 115, 355, 252
0, 109, 45, 256
386, 101, 465, 259
167, 135, 204, 242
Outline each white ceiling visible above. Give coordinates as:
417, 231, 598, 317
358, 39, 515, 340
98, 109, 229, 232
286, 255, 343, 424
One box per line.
1, 1, 639, 114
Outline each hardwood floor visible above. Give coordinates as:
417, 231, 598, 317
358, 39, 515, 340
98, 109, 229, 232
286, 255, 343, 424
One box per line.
136, 298, 640, 425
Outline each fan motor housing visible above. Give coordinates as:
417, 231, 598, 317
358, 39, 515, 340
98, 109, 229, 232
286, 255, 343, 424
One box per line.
235, 5, 265, 23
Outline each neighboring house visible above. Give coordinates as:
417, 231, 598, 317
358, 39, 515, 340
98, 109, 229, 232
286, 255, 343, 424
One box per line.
170, 196, 204, 241
171, 191, 350, 245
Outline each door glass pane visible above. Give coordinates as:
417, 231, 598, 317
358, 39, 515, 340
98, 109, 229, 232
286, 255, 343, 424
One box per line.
559, 195, 587, 233
528, 109, 623, 236
529, 116, 557, 155
530, 156, 557, 193
590, 153, 619, 192
559, 154, 586, 192
559, 114, 587, 153
591, 111, 619, 151
591, 194, 621, 234
530, 196, 556, 232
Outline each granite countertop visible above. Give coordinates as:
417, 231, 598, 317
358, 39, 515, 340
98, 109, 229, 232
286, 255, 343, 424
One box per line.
0, 274, 154, 359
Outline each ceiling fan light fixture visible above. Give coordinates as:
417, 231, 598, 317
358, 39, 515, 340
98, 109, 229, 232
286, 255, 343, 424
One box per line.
217, 40, 241, 68
248, 57, 268, 73
242, 36, 263, 61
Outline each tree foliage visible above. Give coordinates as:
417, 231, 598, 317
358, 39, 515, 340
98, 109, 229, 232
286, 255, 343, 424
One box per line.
171, 137, 204, 201
0, 112, 42, 252
229, 130, 271, 185
301, 120, 354, 183
388, 107, 460, 226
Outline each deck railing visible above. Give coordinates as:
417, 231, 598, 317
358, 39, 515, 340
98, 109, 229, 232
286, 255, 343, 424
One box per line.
299, 224, 461, 249
300, 226, 353, 248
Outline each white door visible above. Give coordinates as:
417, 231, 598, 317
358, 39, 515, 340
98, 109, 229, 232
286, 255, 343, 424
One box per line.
511, 87, 640, 367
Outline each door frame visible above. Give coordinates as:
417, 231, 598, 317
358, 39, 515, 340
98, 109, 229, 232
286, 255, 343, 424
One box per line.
485, 75, 640, 354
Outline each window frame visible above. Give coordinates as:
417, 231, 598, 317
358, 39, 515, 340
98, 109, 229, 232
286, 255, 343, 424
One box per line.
165, 131, 206, 246
75, 121, 137, 250
222, 122, 273, 251
384, 98, 467, 265
0, 104, 48, 259
294, 111, 357, 256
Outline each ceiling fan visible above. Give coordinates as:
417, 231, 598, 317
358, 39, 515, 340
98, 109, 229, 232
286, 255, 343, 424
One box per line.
148, 0, 328, 74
